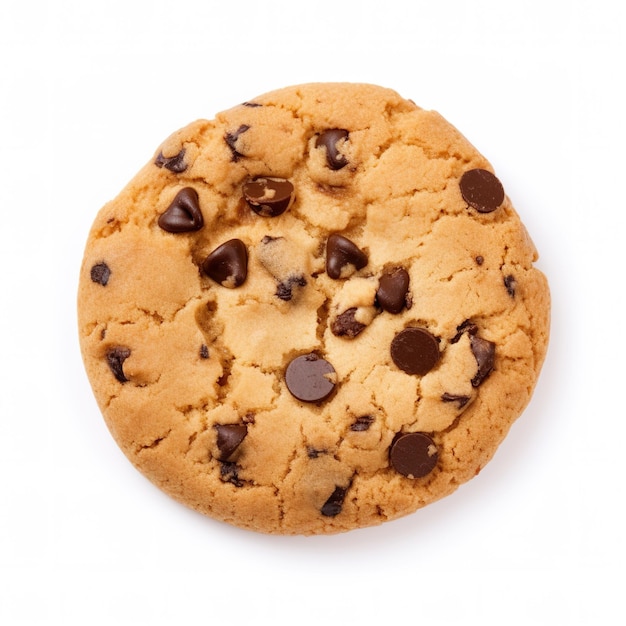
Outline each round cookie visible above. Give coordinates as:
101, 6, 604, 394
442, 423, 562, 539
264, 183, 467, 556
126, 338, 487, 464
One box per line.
77, 83, 550, 535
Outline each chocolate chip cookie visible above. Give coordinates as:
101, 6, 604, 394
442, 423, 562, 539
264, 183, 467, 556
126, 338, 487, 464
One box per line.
78, 83, 550, 535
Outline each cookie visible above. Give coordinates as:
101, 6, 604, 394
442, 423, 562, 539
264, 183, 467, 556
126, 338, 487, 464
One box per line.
77, 83, 550, 535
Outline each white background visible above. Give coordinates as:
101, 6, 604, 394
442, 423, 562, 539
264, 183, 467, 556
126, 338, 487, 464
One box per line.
1, 1, 624, 624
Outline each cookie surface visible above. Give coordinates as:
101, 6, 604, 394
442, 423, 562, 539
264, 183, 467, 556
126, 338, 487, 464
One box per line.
78, 83, 550, 535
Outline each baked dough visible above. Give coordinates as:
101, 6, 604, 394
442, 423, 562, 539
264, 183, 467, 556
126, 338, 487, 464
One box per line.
78, 83, 550, 534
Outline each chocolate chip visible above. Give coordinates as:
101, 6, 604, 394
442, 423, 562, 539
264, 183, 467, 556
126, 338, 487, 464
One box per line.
90, 262, 110, 286
325, 234, 368, 279
257, 236, 309, 300
390, 327, 440, 376
242, 101, 262, 107
220, 461, 244, 487
202, 239, 248, 288
158, 187, 204, 233
470, 335, 495, 387
225, 124, 250, 162
451, 319, 478, 344
275, 275, 307, 301
215, 423, 248, 461
243, 177, 295, 217
315, 129, 349, 170
330, 308, 366, 338
350, 415, 374, 432
504, 274, 517, 297
376, 267, 410, 314
441, 392, 471, 408
307, 447, 324, 459
475, 255, 484, 266
389, 432, 439, 478
285, 353, 337, 403
154, 149, 187, 173
459, 169, 505, 213
106, 347, 131, 383
321, 484, 349, 517
200, 344, 209, 359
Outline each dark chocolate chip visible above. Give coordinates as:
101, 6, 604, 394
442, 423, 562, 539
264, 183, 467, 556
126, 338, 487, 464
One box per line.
220, 461, 244, 487
451, 319, 478, 344
200, 344, 209, 359
90, 262, 110, 286
315, 129, 349, 170
106, 347, 131, 383
441, 392, 471, 408
307, 447, 325, 459
330, 308, 366, 338
257, 235, 308, 300
389, 432, 439, 478
350, 415, 374, 432
459, 168, 505, 213
470, 335, 495, 387
325, 234, 368, 279
504, 274, 517, 297
154, 149, 187, 173
243, 177, 295, 217
202, 239, 248, 288
321, 484, 349, 517
215, 423, 248, 461
158, 187, 204, 233
390, 327, 440, 376
225, 124, 250, 162
242, 101, 262, 107
285, 353, 337, 403
475, 255, 484, 266
276, 275, 307, 301
376, 267, 410, 314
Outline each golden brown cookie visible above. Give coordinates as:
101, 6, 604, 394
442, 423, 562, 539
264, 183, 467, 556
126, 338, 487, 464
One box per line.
78, 83, 550, 535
